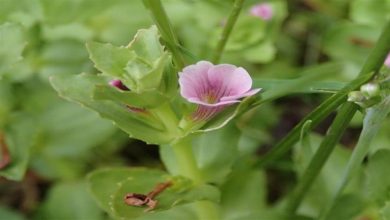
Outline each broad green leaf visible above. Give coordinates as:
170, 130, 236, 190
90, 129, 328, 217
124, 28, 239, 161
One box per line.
137, 204, 196, 220
350, 0, 389, 27
37, 182, 104, 220
0, 114, 36, 181
93, 85, 168, 108
0, 23, 26, 77
87, 167, 220, 219
242, 41, 276, 63
324, 194, 367, 220
381, 202, 390, 220
323, 22, 379, 64
365, 149, 390, 205
293, 134, 363, 217
50, 73, 173, 144
160, 124, 241, 183
220, 170, 267, 220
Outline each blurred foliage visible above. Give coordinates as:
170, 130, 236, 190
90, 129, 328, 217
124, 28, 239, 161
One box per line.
1, 0, 390, 219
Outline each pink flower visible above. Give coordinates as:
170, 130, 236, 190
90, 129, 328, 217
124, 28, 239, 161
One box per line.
179, 61, 261, 120
250, 3, 273, 20
385, 53, 390, 68
109, 79, 129, 91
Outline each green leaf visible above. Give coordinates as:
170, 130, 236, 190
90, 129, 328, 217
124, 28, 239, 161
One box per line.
0, 114, 36, 181
37, 182, 104, 220
127, 25, 164, 61
50, 73, 173, 144
86, 41, 136, 87
87, 26, 170, 93
324, 194, 366, 220
220, 170, 267, 220
323, 22, 379, 64
293, 134, 362, 217
350, 0, 389, 27
0, 23, 26, 77
87, 167, 220, 219
93, 85, 168, 108
365, 149, 390, 205
242, 41, 276, 63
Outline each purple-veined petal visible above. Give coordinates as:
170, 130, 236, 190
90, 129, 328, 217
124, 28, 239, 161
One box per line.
208, 65, 252, 98
179, 61, 212, 99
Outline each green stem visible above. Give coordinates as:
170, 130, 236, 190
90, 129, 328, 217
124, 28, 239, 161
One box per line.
319, 96, 390, 219
171, 137, 220, 220
171, 137, 203, 183
257, 20, 390, 168
151, 102, 180, 136
285, 102, 357, 214
142, 0, 185, 69
211, 0, 245, 63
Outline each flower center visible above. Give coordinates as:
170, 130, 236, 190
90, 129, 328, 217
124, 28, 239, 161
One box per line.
201, 90, 218, 104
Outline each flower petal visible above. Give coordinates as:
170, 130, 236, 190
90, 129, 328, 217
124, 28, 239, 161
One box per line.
208, 65, 253, 98
220, 88, 262, 101
179, 61, 213, 99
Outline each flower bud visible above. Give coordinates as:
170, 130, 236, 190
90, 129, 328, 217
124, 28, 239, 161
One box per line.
360, 83, 380, 98
385, 53, 390, 68
348, 91, 366, 103
249, 3, 273, 21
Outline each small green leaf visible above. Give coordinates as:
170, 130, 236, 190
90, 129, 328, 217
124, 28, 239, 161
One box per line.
126, 25, 164, 61
87, 167, 220, 219
86, 41, 136, 88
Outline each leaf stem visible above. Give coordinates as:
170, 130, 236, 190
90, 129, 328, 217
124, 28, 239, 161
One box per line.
211, 0, 246, 63
142, 0, 185, 69
319, 96, 390, 219
257, 21, 390, 168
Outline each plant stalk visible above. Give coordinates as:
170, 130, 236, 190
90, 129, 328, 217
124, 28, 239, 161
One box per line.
211, 0, 246, 63
319, 95, 390, 219
257, 21, 390, 168
171, 137, 220, 220
142, 0, 185, 69
284, 21, 390, 215
285, 102, 356, 214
